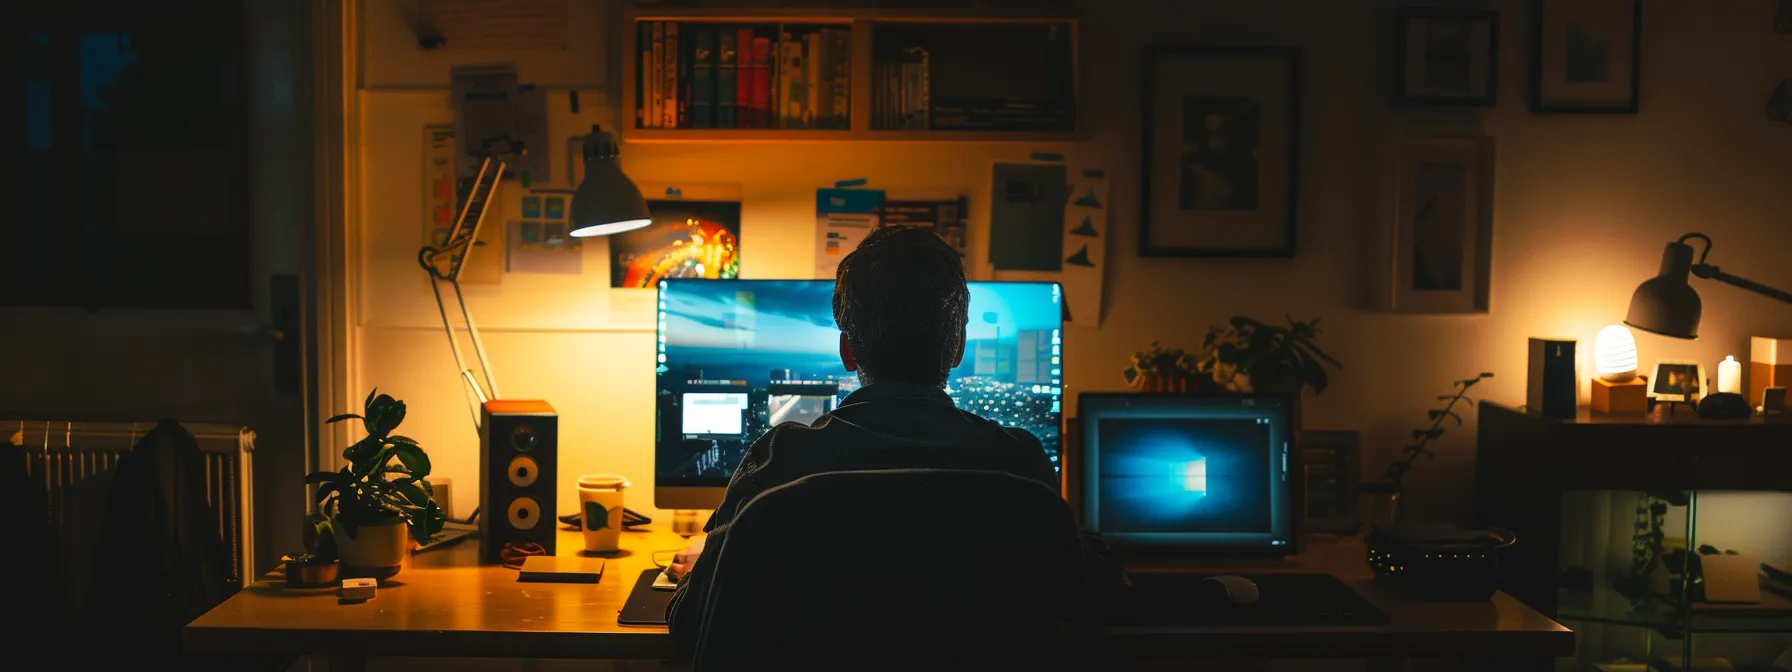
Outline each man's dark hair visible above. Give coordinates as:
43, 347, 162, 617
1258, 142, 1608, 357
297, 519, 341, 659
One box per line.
833, 226, 969, 386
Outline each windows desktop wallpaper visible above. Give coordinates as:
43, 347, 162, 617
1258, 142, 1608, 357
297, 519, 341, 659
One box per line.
1094, 417, 1275, 536
655, 280, 1064, 487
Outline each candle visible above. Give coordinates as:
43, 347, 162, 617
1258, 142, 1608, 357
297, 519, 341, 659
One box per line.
1718, 355, 1742, 395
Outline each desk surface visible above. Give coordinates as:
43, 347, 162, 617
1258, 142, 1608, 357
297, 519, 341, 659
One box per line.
185, 526, 1573, 661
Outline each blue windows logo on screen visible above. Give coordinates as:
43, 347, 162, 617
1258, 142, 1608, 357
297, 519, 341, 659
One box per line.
1181, 458, 1206, 495
1096, 418, 1274, 535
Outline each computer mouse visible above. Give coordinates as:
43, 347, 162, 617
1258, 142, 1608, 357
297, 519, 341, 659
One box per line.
1205, 574, 1260, 605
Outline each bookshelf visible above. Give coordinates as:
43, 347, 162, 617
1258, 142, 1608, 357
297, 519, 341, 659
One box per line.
621, 8, 1080, 142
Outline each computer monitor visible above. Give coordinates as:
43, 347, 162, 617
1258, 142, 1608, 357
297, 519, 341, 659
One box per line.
654, 279, 1065, 509
1076, 392, 1298, 555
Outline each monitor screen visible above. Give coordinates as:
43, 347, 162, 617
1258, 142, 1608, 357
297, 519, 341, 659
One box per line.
655, 279, 1065, 490
1077, 393, 1296, 552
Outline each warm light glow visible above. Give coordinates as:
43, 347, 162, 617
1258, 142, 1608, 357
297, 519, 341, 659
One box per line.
1717, 355, 1741, 394
1594, 324, 1639, 382
569, 218, 653, 237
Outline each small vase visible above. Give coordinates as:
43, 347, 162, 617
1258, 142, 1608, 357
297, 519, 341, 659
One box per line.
1358, 483, 1401, 531
333, 520, 409, 581
1133, 374, 1189, 393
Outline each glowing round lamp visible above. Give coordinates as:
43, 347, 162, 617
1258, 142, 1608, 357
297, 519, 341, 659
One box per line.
1594, 324, 1639, 382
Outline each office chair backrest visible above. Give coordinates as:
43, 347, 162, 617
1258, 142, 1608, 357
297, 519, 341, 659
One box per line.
693, 468, 1091, 671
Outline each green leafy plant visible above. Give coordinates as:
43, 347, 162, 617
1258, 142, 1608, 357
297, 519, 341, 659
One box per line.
304, 389, 445, 543
1380, 373, 1492, 489
1196, 316, 1342, 394
1121, 341, 1200, 390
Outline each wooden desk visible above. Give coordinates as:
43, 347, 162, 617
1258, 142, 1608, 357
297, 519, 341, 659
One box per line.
185, 527, 1574, 669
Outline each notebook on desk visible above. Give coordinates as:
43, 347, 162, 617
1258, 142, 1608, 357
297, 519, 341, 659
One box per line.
619, 568, 677, 626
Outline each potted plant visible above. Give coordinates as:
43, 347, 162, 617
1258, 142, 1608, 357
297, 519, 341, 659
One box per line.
1121, 342, 1201, 392
1362, 372, 1492, 527
1194, 316, 1342, 395
305, 389, 445, 579
283, 514, 342, 587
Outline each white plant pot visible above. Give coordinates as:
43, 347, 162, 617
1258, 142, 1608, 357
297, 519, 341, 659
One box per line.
333, 520, 409, 578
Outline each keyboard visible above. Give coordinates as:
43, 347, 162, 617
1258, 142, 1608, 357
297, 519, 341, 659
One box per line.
415, 521, 478, 553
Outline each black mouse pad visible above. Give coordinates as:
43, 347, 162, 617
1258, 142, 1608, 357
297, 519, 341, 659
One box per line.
1108, 573, 1389, 627
618, 568, 676, 627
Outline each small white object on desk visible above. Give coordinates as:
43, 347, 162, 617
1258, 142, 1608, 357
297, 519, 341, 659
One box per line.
1717, 355, 1742, 394
340, 578, 377, 601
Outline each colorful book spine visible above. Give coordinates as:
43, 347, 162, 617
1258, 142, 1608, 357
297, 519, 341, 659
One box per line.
677, 24, 692, 128
636, 22, 650, 128
662, 23, 678, 128
827, 29, 851, 128
750, 37, 772, 129
778, 34, 804, 128
803, 32, 821, 128
691, 28, 715, 128
648, 22, 663, 128
717, 31, 736, 129
736, 29, 754, 128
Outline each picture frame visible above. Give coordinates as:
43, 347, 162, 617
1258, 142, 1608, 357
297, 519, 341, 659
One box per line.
1648, 360, 1706, 402
1393, 7, 1501, 106
1374, 136, 1495, 314
1139, 46, 1301, 258
1530, 0, 1642, 114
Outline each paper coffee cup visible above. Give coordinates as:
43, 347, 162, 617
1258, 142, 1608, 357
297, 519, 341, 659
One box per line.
577, 474, 629, 553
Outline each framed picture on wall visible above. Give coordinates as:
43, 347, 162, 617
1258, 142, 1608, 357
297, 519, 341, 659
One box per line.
1139, 46, 1301, 258
1530, 0, 1642, 113
1376, 136, 1495, 314
1393, 7, 1500, 106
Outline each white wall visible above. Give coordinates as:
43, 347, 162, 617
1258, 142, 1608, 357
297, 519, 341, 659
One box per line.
347, 0, 1792, 527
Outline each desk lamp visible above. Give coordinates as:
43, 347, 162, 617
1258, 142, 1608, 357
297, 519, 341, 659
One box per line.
419, 125, 651, 430
1624, 233, 1792, 340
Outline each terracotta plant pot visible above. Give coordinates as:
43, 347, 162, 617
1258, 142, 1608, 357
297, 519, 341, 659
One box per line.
333, 520, 409, 580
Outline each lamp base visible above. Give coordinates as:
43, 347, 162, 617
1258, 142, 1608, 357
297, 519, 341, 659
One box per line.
1592, 377, 1648, 414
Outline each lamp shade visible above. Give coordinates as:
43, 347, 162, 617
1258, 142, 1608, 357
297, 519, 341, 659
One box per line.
1624, 240, 1703, 339
569, 125, 652, 238
1593, 324, 1638, 382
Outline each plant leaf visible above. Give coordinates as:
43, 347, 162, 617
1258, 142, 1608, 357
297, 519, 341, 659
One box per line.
386, 435, 421, 448
352, 448, 391, 478
1428, 409, 1464, 425
325, 413, 362, 425
344, 436, 381, 464
393, 443, 432, 478
396, 481, 432, 507
1412, 428, 1445, 440
364, 387, 378, 412
304, 471, 340, 485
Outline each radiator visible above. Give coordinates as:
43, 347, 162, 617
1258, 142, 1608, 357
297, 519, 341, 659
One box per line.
6, 420, 254, 620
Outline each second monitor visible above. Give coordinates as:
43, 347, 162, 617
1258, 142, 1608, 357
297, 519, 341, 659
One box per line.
655, 279, 1066, 510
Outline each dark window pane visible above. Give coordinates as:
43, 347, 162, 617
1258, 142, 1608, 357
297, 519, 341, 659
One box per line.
2, 2, 247, 309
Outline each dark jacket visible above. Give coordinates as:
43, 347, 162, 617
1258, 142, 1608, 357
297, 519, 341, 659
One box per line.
667, 382, 1122, 659
83, 419, 237, 667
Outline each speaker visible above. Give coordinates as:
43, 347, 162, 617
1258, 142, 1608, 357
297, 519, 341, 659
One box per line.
1527, 338, 1578, 419
480, 400, 557, 564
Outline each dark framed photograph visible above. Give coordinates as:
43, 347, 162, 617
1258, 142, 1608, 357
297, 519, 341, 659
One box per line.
1139, 46, 1300, 258
1530, 0, 1642, 113
1648, 360, 1704, 402
1393, 7, 1500, 106
1375, 136, 1495, 313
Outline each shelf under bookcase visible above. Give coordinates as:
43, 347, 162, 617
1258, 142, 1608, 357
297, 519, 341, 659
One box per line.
620, 8, 1080, 142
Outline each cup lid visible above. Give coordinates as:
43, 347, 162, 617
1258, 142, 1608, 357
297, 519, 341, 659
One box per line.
577, 474, 630, 489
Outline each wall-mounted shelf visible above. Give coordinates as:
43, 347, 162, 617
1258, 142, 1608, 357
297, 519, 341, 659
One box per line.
621, 8, 1080, 143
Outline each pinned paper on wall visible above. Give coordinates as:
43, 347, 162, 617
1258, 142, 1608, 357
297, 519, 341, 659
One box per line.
881, 196, 970, 267
422, 124, 502, 284
507, 219, 582, 274
990, 163, 1109, 327
814, 187, 885, 279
